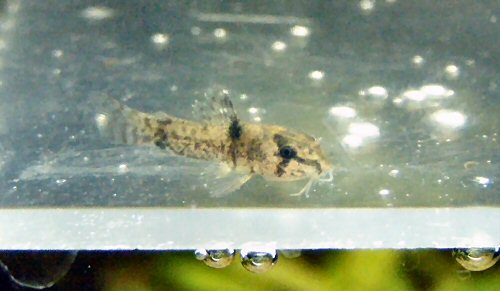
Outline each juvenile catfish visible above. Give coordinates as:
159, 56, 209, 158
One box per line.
93, 90, 332, 197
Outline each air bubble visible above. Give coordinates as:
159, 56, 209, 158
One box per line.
194, 249, 235, 268
453, 247, 500, 271
240, 247, 278, 273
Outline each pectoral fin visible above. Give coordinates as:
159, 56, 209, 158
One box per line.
199, 163, 253, 198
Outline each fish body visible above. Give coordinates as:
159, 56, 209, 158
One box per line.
93, 90, 332, 195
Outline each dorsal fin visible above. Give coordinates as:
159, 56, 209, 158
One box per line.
192, 88, 238, 126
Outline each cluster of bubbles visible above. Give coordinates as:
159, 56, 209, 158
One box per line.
195, 247, 500, 273
195, 247, 301, 273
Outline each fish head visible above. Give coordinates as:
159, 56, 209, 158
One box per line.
256, 125, 332, 181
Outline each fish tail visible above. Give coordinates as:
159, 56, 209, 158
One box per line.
90, 94, 157, 145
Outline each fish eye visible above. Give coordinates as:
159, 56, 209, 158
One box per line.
279, 146, 297, 159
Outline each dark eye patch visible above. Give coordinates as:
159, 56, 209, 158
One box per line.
294, 156, 322, 174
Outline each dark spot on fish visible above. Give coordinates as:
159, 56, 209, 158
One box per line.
228, 118, 242, 140
154, 129, 168, 149
227, 118, 242, 168
294, 156, 322, 174
275, 159, 290, 177
144, 118, 151, 128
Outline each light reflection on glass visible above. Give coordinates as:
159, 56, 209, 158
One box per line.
388, 169, 400, 177
411, 55, 424, 66
359, 0, 375, 11
290, 25, 310, 37
340, 121, 381, 149
190, 26, 201, 36
213, 28, 227, 39
271, 41, 287, 51
95, 113, 108, 129
80, 6, 115, 20
308, 70, 324, 80
402, 89, 426, 102
329, 106, 357, 119
420, 84, 454, 98
151, 33, 169, 45
359, 85, 388, 100
248, 107, 258, 114
394, 84, 454, 109
247, 107, 265, 123
342, 134, 363, 149
51, 49, 63, 58
430, 109, 467, 129
445, 64, 460, 79
473, 176, 492, 188
378, 189, 391, 196
348, 122, 380, 138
